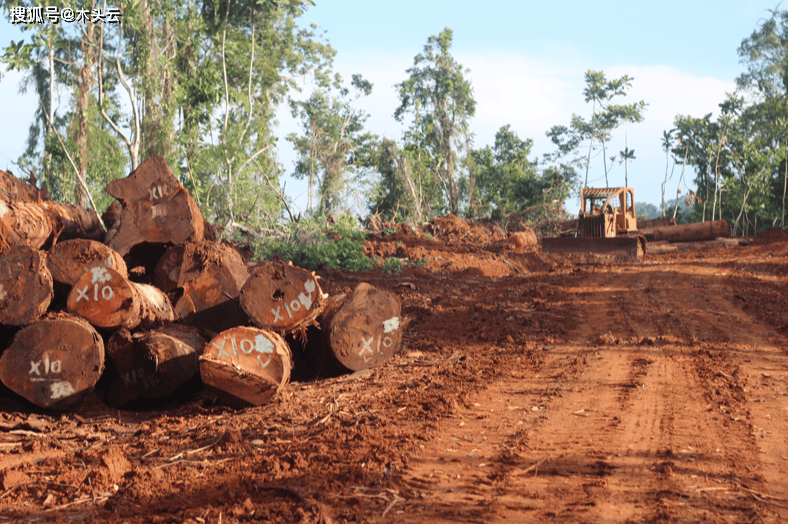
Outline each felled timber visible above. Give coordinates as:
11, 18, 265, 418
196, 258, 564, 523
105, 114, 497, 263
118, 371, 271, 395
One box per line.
47, 238, 127, 286
199, 326, 291, 407
0, 199, 103, 252
318, 283, 404, 372
155, 242, 250, 333
0, 246, 53, 326
67, 266, 174, 329
105, 154, 206, 256
0, 313, 104, 409
650, 219, 730, 243
240, 260, 325, 334
0, 170, 45, 202
105, 324, 206, 407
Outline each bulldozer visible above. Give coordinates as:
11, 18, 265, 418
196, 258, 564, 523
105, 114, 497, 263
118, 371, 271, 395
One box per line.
542, 187, 646, 262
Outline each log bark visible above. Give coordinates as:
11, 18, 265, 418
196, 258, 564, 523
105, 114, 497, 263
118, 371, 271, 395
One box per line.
0, 170, 46, 202
155, 242, 250, 332
0, 313, 104, 409
240, 260, 325, 334
105, 154, 206, 255
105, 324, 206, 407
67, 266, 174, 329
47, 238, 127, 286
199, 326, 291, 407
319, 283, 404, 372
0, 246, 53, 326
0, 199, 103, 252
651, 219, 730, 243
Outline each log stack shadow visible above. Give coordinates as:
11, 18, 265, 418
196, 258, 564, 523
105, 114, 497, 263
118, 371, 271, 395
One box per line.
0, 155, 405, 410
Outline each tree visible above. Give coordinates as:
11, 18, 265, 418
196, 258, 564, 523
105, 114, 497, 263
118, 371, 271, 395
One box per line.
394, 28, 476, 215
547, 70, 646, 189
287, 75, 376, 216
737, 7, 788, 99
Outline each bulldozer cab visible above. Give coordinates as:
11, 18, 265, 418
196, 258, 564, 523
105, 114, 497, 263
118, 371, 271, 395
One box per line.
579, 187, 637, 238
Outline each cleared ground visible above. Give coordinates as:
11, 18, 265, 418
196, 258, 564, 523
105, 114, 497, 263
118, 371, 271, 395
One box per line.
2, 215, 788, 523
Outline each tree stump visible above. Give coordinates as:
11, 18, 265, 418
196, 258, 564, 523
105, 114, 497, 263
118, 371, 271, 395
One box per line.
0, 246, 53, 326
67, 266, 174, 329
319, 283, 404, 372
240, 260, 325, 334
105, 324, 206, 407
0, 313, 104, 409
47, 239, 127, 286
200, 326, 291, 407
105, 154, 206, 256
155, 242, 250, 332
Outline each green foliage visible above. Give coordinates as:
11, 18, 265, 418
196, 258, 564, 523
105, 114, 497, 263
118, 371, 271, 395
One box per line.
287, 75, 377, 216
394, 28, 476, 215
737, 8, 788, 98
547, 70, 646, 189
251, 215, 373, 271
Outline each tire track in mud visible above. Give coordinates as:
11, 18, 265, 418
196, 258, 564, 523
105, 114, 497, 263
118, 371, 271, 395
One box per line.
391, 258, 788, 523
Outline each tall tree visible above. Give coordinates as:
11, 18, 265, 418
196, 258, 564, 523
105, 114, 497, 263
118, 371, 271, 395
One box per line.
546, 70, 646, 188
287, 74, 376, 216
394, 28, 476, 215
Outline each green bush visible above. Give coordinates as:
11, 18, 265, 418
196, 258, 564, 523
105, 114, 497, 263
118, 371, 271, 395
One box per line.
251, 215, 373, 271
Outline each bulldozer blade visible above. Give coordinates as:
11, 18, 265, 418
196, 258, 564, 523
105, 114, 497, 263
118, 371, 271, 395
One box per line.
541, 235, 645, 264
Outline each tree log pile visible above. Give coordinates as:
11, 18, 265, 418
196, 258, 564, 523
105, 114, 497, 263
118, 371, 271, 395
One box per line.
0, 156, 405, 410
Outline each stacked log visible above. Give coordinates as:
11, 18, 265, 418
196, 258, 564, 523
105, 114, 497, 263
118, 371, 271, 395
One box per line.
0, 313, 104, 409
199, 326, 291, 407
155, 242, 250, 333
319, 283, 403, 372
105, 324, 205, 407
240, 260, 325, 334
67, 266, 174, 329
0, 156, 407, 411
105, 154, 206, 255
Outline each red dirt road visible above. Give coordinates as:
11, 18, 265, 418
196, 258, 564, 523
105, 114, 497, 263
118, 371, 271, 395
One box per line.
2, 220, 788, 523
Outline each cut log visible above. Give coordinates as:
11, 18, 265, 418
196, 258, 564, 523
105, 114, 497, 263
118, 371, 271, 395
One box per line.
105, 154, 205, 256
319, 283, 404, 372
0, 246, 53, 326
0, 313, 104, 409
47, 238, 127, 286
651, 219, 730, 243
0, 170, 46, 202
67, 266, 174, 329
105, 324, 206, 407
155, 242, 250, 332
199, 326, 291, 407
0, 199, 103, 252
240, 260, 325, 334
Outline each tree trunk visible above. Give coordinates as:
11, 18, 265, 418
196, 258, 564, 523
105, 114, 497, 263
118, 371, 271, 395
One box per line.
47, 239, 127, 286
155, 242, 250, 333
0, 246, 53, 326
105, 154, 206, 255
240, 260, 325, 334
67, 266, 174, 329
318, 282, 404, 372
0, 313, 104, 409
200, 326, 291, 407
105, 324, 206, 407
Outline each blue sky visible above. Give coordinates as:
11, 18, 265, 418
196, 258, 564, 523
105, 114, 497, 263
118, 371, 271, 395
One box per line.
0, 1, 780, 215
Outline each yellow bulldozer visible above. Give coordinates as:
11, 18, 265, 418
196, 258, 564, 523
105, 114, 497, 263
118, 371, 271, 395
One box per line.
542, 187, 646, 262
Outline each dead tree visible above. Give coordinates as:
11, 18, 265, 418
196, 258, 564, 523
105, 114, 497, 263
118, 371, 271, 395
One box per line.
47, 238, 127, 286
200, 326, 291, 407
155, 242, 250, 332
105, 154, 206, 255
240, 260, 325, 334
0, 246, 53, 326
105, 324, 206, 407
319, 283, 404, 372
0, 313, 104, 409
67, 266, 174, 329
